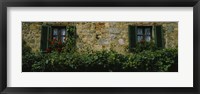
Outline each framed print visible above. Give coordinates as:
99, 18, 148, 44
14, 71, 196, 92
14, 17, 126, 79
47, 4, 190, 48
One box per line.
0, 0, 200, 94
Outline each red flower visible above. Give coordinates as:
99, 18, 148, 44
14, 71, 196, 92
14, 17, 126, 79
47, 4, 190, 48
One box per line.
51, 41, 54, 45
57, 48, 62, 52
53, 38, 57, 41
140, 40, 145, 44
46, 48, 51, 53
58, 41, 62, 45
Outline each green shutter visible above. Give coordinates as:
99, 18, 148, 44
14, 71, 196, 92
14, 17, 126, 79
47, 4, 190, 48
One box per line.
40, 25, 51, 53
48, 26, 52, 42
128, 26, 136, 52
154, 26, 163, 48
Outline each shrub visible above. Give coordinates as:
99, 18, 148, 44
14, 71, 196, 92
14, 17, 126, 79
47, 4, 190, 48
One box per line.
133, 40, 158, 53
46, 39, 65, 53
22, 39, 44, 72
29, 48, 178, 72
22, 39, 31, 55
22, 53, 43, 72
123, 48, 178, 72
22, 37, 178, 72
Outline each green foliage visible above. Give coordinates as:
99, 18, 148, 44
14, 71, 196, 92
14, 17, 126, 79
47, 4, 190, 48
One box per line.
22, 39, 31, 55
25, 48, 178, 72
22, 28, 178, 72
123, 48, 178, 72
65, 26, 77, 53
22, 39, 43, 71
22, 53, 43, 72
45, 26, 77, 53
133, 40, 158, 53
46, 39, 65, 53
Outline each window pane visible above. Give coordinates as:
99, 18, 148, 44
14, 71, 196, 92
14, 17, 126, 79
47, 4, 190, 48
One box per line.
145, 28, 151, 35
53, 28, 58, 35
61, 37, 65, 42
137, 36, 143, 42
61, 28, 66, 35
145, 36, 151, 42
137, 28, 143, 35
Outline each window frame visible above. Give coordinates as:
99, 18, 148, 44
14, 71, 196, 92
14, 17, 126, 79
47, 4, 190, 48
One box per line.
136, 26, 153, 42
128, 25, 163, 52
51, 26, 67, 43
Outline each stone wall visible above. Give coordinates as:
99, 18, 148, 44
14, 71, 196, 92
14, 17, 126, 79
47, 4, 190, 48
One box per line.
22, 22, 178, 54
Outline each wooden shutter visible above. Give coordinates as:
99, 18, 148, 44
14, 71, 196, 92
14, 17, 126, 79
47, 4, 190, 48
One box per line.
154, 26, 163, 48
66, 26, 69, 37
128, 26, 136, 52
40, 25, 51, 53
48, 26, 52, 42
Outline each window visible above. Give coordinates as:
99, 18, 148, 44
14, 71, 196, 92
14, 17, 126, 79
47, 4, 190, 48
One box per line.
40, 25, 76, 53
128, 25, 163, 51
136, 26, 152, 42
52, 26, 66, 43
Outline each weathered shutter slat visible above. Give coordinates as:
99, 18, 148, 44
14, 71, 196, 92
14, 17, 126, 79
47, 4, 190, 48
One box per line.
40, 25, 50, 53
47, 26, 52, 48
48, 26, 52, 41
155, 26, 163, 48
128, 26, 136, 52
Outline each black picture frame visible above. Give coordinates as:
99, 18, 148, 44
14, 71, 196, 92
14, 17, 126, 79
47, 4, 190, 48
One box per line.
0, 0, 200, 94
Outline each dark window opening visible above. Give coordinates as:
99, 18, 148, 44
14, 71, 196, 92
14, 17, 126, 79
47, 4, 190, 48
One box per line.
41, 25, 77, 53
128, 25, 163, 52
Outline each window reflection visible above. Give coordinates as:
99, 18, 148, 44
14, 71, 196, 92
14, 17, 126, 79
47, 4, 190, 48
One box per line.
137, 36, 143, 42
137, 28, 143, 35
53, 28, 58, 35
61, 29, 66, 35
145, 36, 151, 42
145, 28, 151, 35
136, 27, 152, 42
61, 37, 65, 42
